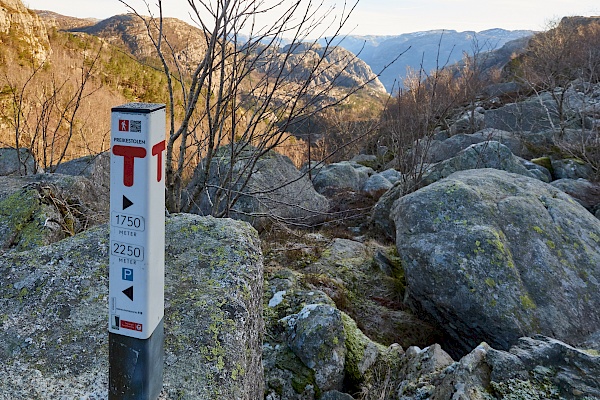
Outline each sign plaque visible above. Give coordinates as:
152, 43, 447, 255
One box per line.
109, 103, 165, 400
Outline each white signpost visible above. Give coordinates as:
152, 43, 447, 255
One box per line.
108, 103, 165, 400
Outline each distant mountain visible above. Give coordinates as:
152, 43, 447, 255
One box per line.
325, 29, 535, 92
34, 10, 98, 30
70, 14, 386, 94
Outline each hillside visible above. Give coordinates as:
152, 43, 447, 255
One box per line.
3, 3, 387, 173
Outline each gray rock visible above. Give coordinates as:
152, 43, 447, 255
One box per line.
379, 168, 401, 184
551, 178, 600, 212
481, 81, 522, 98
351, 154, 380, 170
52, 152, 110, 203
431, 343, 496, 400
484, 96, 579, 133
0, 174, 108, 252
361, 174, 393, 197
0, 147, 37, 176
449, 111, 485, 135
427, 135, 484, 163
301, 160, 326, 177
519, 157, 552, 182
371, 181, 404, 240
312, 162, 373, 194
427, 129, 531, 164
431, 335, 600, 400
396, 344, 454, 398
302, 238, 443, 349
422, 141, 537, 186
321, 390, 355, 400
552, 158, 595, 180
185, 146, 329, 229
0, 214, 264, 399
282, 304, 347, 392
392, 169, 600, 355
487, 335, 600, 398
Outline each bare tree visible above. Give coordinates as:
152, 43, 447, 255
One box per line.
380, 34, 464, 195
118, 0, 389, 215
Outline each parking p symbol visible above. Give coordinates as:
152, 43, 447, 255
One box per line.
122, 268, 134, 281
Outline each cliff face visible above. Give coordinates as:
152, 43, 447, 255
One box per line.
0, 0, 50, 62
263, 43, 387, 93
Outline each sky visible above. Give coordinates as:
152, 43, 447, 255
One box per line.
23, 0, 600, 36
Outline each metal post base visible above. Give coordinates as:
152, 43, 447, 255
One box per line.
109, 319, 164, 400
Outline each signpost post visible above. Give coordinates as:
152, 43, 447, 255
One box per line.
109, 103, 166, 400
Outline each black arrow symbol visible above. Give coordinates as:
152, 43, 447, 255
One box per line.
122, 195, 133, 210
123, 286, 134, 301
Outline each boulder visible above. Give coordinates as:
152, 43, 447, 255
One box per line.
0, 174, 108, 253
552, 158, 595, 180
282, 304, 347, 392
371, 181, 405, 240
484, 95, 576, 133
301, 239, 442, 348
550, 178, 600, 213
426, 129, 530, 164
361, 173, 393, 198
431, 336, 600, 400
379, 168, 401, 184
350, 154, 380, 170
0, 214, 264, 399
448, 110, 485, 135
427, 135, 484, 163
312, 162, 374, 195
392, 169, 600, 355
519, 158, 552, 183
396, 344, 455, 398
422, 141, 537, 186
52, 152, 110, 203
0, 147, 37, 176
184, 145, 329, 229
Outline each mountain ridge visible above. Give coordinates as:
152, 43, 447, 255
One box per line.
34, 8, 533, 94
325, 28, 534, 92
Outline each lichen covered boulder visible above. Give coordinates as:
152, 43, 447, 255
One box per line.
421, 141, 537, 186
392, 168, 600, 355
431, 336, 600, 400
0, 174, 108, 253
0, 214, 264, 399
282, 304, 347, 392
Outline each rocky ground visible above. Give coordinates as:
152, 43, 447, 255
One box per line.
1, 80, 600, 399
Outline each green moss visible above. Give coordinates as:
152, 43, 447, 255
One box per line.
486, 230, 516, 269
485, 277, 496, 288
530, 157, 553, 173
0, 189, 45, 251
275, 348, 319, 396
520, 294, 536, 310
341, 312, 386, 386
532, 226, 543, 234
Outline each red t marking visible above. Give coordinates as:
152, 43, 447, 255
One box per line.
151, 140, 166, 182
112, 145, 146, 187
